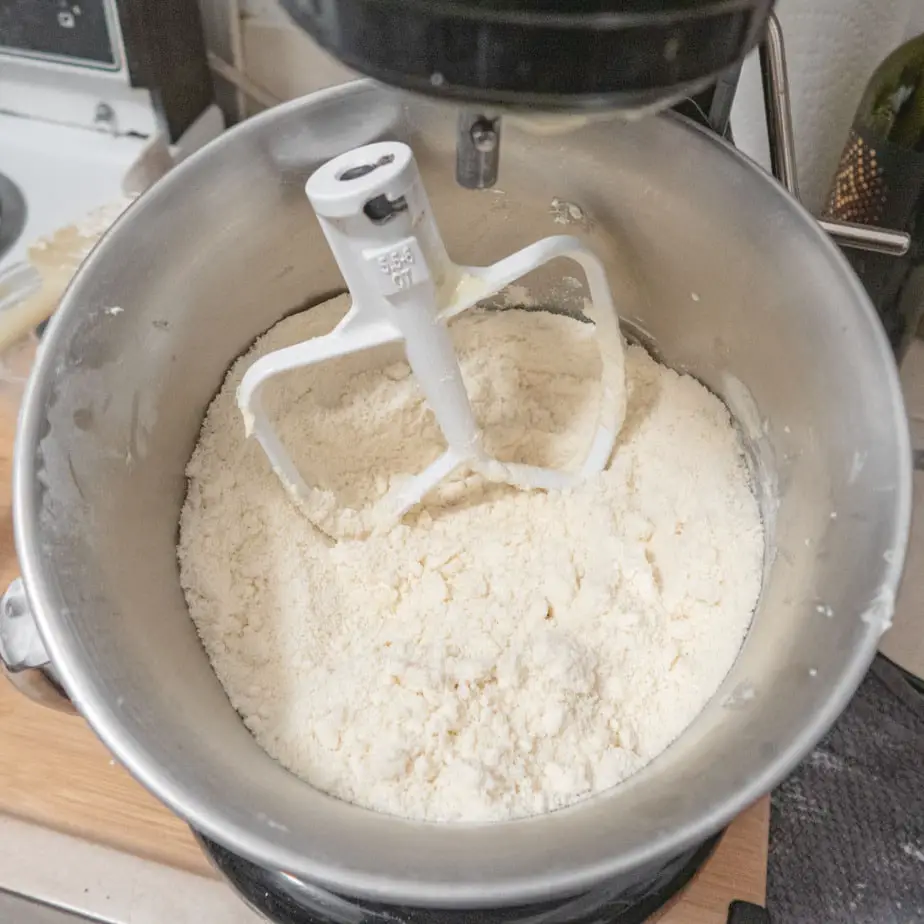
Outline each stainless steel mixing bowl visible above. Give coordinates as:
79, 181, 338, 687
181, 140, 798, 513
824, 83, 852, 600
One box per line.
5, 81, 912, 906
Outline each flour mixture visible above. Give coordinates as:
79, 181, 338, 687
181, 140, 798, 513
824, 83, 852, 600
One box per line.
178, 295, 764, 823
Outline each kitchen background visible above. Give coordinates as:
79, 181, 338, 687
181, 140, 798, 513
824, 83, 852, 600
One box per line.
2, 3, 924, 922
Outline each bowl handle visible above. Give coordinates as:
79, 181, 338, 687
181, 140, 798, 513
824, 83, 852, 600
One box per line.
0, 577, 75, 714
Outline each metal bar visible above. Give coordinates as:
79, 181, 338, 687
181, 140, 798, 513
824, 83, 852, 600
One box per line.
759, 13, 911, 259
759, 11, 799, 198
0, 887, 109, 923
818, 220, 911, 257
456, 111, 502, 189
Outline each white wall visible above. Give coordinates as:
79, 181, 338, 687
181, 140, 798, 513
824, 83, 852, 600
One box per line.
732, 0, 924, 213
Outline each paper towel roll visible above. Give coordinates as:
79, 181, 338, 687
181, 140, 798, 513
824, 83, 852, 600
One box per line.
732, 0, 924, 213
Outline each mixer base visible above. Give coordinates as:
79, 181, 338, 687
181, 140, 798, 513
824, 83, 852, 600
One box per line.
195, 830, 724, 924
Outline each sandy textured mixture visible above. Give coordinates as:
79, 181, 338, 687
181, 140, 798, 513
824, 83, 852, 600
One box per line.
178, 296, 763, 822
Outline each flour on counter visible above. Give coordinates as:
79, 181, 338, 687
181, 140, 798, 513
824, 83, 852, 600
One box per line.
178, 295, 764, 823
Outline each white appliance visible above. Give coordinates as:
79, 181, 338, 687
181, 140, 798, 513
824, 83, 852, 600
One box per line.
0, 0, 224, 276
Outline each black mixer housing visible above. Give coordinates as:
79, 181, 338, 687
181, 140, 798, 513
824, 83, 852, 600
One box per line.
279, 0, 773, 113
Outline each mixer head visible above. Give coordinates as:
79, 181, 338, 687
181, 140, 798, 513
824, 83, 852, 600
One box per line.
279, 0, 774, 185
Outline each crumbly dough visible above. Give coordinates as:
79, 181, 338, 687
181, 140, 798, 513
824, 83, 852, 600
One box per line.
178, 295, 763, 822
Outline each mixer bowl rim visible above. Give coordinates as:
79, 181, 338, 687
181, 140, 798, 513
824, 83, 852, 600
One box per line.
13, 81, 912, 906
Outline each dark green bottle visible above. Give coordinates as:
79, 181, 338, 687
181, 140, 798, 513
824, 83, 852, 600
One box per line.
822, 33, 924, 360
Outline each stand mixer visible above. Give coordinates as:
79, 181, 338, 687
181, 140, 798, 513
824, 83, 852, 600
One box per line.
0, 4, 914, 924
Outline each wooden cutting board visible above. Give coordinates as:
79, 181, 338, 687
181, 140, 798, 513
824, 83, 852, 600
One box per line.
656, 798, 769, 922
0, 366, 768, 918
